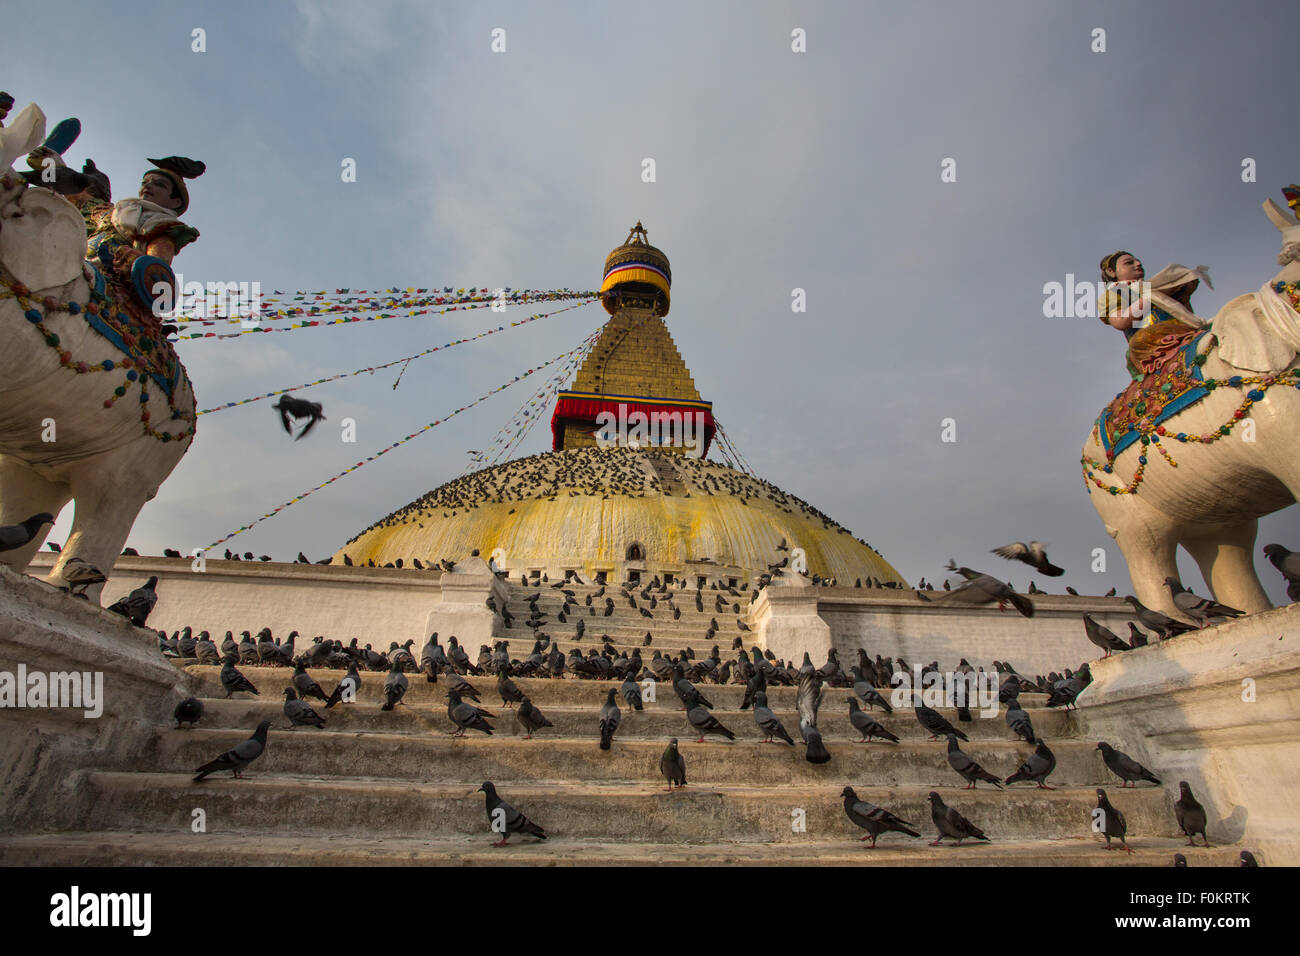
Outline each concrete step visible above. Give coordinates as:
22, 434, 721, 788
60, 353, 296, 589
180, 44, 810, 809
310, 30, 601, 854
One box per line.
190, 697, 1080, 743
1, 831, 1239, 866
148, 728, 1129, 788
177, 665, 1051, 711
65, 772, 1181, 843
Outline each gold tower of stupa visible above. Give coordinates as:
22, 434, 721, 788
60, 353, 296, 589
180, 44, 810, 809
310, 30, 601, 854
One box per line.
336, 225, 906, 586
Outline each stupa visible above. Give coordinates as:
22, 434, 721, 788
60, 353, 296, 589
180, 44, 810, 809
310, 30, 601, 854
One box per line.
336, 224, 907, 587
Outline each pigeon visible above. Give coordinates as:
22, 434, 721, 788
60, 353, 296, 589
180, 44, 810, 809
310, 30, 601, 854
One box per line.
916, 563, 1034, 617
421, 634, 448, 682
848, 698, 898, 742
447, 689, 494, 736
496, 667, 524, 709
991, 541, 1064, 577
660, 737, 687, 790
1096, 742, 1161, 787
1046, 672, 1086, 710
219, 655, 258, 698
752, 690, 794, 745
620, 673, 644, 711
851, 666, 893, 712
1173, 853, 1188, 867
515, 696, 553, 738
841, 787, 919, 847
1083, 613, 1131, 657
291, 662, 329, 704
1094, 788, 1133, 853
193, 720, 270, 781
106, 575, 159, 627
442, 668, 481, 702
0, 513, 55, 552
687, 701, 736, 743
173, 697, 203, 729
273, 394, 326, 440
1005, 741, 1057, 789
1164, 577, 1245, 627
479, 782, 546, 846
598, 688, 621, 750
1123, 596, 1196, 638
59, 557, 105, 596
382, 661, 409, 711
1004, 701, 1036, 744
947, 735, 1003, 789
1263, 544, 1300, 601
797, 673, 831, 763
1126, 623, 1149, 647
928, 791, 990, 845
1174, 781, 1209, 846
915, 701, 968, 741
283, 687, 326, 728
324, 663, 360, 708
1239, 851, 1259, 867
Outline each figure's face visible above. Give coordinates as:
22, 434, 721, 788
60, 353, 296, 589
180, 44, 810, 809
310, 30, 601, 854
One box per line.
139, 172, 181, 210
1114, 254, 1143, 282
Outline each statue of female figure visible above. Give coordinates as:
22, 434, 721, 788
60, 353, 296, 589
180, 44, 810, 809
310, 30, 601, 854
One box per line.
1099, 250, 1212, 380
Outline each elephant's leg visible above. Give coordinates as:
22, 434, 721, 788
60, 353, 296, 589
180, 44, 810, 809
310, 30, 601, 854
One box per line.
57, 467, 153, 605
1095, 490, 1183, 617
1182, 520, 1273, 616
0, 453, 72, 571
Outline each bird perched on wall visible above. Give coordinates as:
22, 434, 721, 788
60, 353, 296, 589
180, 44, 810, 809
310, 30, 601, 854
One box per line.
0, 513, 54, 552
193, 720, 269, 781
515, 696, 553, 738
447, 689, 494, 736
928, 792, 990, 845
752, 690, 793, 744
382, 661, 408, 711
479, 782, 546, 846
660, 737, 687, 791
1083, 614, 1132, 658
273, 394, 326, 440
1123, 596, 1196, 638
1163, 578, 1245, 627
598, 688, 621, 750
1096, 742, 1161, 787
915, 699, 968, 741
324, 663, 360, 708
1174, 781, 1209, 846
991, 541, 1063, 576
106, 576, 158, 627
219, 655, 258, 698
291, 662, 329, 704
283, 687, 326, 728
1094, 788, 1133, 853
797, 672, 831, 763
1263, 544, 1300, 601
59, 557, 105, 597
1239, 851, 1259, 866
1126, 623, 1149, 648
173, 697, 203, 729
841, 787, 919, 847
1005, 740, 1056, 789
848, 698, 898, 743
1004, 700, 1036, 744
947, 735, 1003, 789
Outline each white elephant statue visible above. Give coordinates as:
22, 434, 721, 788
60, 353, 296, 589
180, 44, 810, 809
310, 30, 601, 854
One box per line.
1082, 193, 1300, 619
0, 105, 196, 600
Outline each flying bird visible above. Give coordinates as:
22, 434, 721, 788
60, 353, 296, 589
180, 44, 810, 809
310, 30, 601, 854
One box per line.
916, 562, 1034, 617
273, 394, 326, 440
991, 541, 1063, 577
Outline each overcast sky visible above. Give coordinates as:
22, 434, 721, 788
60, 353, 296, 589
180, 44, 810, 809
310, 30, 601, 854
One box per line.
6, 0, 1298, 603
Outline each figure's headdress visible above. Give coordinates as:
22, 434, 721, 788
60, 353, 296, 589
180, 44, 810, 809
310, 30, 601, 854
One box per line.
145, 156, 205, 215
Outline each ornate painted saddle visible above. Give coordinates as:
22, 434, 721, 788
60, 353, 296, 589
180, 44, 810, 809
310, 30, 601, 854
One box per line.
1097, 330, 1212, 458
